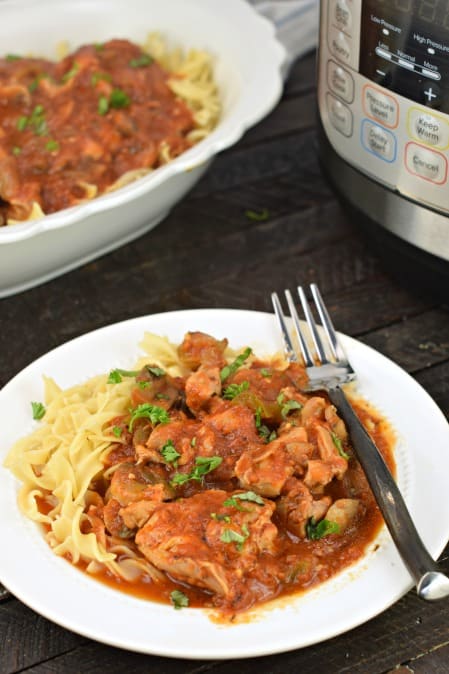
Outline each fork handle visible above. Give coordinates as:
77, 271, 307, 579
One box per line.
328, 385, 449, 601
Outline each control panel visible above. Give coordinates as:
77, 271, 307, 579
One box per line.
318, 0, 449, 215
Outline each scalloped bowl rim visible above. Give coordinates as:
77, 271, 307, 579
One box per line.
0, 0, 287, 244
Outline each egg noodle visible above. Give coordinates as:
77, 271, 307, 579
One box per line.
4, 333, 191, 582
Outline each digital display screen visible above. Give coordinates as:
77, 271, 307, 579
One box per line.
360, 0, 449, 111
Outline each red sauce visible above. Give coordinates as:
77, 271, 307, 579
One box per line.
0, 39, 195, 223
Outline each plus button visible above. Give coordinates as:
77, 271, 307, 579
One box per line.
424, 87, 437, 102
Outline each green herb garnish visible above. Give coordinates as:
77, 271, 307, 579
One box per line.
220, 347, 252, 382
254, 407, 276, 442
91, 72, 112, 86
98, 95, 109, 115
211, 512, 231, 523
280, 399, 303, 418
112, 426, 123, 438
146, 366, 165, 377
331, 432, 350, 460
128, 403, 170, 431
12, 146, 21, 156
31, 401, 46, 420
107, 368, 140, 384
225, 491, 264, 506
61, 62, 79, 83
244, 208, 269, 222
260, 368, 271, 377
109, 88, 131, 109
306, 518, 340, 540
171, 455, 222, 486
45, 140, 59, 152
129, 53, 152, 68
220, 523, 250, 551
222, 380, 249, 400
17, 116, 28, 131
170, 589, 189, 609
160, 440, 180, 466
6, 54, 21, 61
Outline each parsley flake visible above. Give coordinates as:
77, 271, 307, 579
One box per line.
112, 426, 123, 438
220, 347, 252, 382
244, 208, 269, 222
61, 62, 79, 83
107, 368, 140, 384
222, 380, 249, 400
129, 53, 153, 67
171, 456, 222, 487
128, 403, 170, 431
160, 440, 180, 466
170, 589, 189, 609
31, 401, 46, 420
331, 432, 350, 460
221, 524, 250, 551
306, 518, 340, 540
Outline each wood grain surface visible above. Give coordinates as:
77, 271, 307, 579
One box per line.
0, 50, 448, 674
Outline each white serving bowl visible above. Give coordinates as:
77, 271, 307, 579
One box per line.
0, 0, 286, 297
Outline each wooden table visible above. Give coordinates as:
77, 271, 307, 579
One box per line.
1, 50, 448, 674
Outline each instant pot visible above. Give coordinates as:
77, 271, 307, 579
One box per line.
317, 0, 449, 298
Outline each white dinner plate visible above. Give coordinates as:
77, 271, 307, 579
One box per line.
1, 308, 448, 659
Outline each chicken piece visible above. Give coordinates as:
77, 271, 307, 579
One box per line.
304, 459, 334, 489
235, 442, 294, 497
325, 498, 361, 533
136, 419, 200, 466
185, 366, 221, 415
109, 462, 174, 507
194, 405, 263, 480
324, 404, 348, 442
301, 396, 326, 423
178, 331, 228, 370
135, 489, 278, 603
120, 499, 159, 529
103, 498, 132, 538
276, 478, 331, 538
315, 425, 348, 478
276, 425, 314, 472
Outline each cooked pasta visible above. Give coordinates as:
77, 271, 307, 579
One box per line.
0, 35, 220, 225
4, 331, 394, 615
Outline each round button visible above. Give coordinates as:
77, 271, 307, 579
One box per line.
405, 143, 447, 184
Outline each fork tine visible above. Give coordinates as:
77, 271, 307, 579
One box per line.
310, 283, 348, 363
271, 292, 298, 363
297, 286, 330, 364
284, 289, 314, 367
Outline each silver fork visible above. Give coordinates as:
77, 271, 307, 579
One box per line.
272, 283, 449, 601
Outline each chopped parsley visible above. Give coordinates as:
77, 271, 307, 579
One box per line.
107, 368, 140, 384
91, 72, 112, 86
160, 440, 180, 466
171, 456, 222, 487
260, 368, 271, 377
129, 53, 153, 68
220, 347, 252, 382
28, 73, 50, 92
137, 381, 151, 390
128, 403, 170, 431
222, 380, 249, 400
244, 208, 270, 222
98, 95, 109, 115
112, 426, 123, 438
12, 146, 21, 156
61, 62, 79, 83
306, 518, 340, 540
224, 491, 264, 508
16, 116, 28, 131
98, 88, 131, 114
255, 407, 276, 442
331, 432, 350, 460
146, 366, 165, 377
31, 401, 46, 420
211, 512, 231, 523
277, 393, 303, 418
109, 88, 131, 109
170, 589, 189, 609
45, 140, 59, 152
220, 524, 250, 551
6, 53, 21, 61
